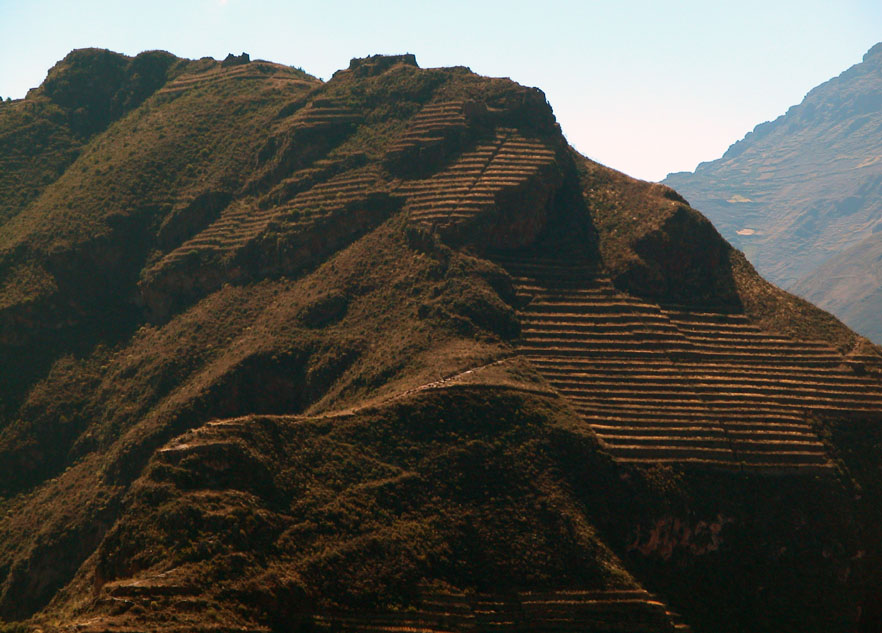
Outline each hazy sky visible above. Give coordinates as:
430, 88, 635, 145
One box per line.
2, 0, 881, 181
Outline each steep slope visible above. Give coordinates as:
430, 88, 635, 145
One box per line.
0, 48, 197, 228
663, 42, 882, 341
0, 50, 881, 633
791, 231, 882, 342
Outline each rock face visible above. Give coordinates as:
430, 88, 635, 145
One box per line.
663, 42, 882, 342
1, 49, 882, 633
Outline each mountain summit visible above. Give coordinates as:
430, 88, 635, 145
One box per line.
663, 42, 882, 342
1, 49, 882, 633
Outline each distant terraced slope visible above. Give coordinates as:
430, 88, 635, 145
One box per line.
663, 42, 882, 343
1, 50, 882, 633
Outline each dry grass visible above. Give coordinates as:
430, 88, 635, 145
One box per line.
0, 49, 879, 633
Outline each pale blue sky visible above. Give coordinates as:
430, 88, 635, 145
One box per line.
1, 0, 881, 181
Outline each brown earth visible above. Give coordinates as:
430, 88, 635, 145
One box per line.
0, 49, 880, 633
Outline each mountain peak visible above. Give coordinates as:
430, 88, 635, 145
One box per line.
31, 48, 179, 136
345, 53, 418, 77
863, 41, 882, 62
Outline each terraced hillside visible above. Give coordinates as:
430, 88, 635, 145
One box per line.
310, 588, 691, 633
400, 125, 558, 237
497, 255, 882, 472
79, 574, 690, 633
488, 253, 882, 470
1, 49, 882, 633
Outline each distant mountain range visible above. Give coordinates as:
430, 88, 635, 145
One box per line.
664, 42, 882, 342
2, 48, 882, 633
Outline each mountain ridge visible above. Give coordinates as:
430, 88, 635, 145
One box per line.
0, 48, 881, 633
663, 42, 882, 342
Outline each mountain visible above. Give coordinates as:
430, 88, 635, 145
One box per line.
663, 43, 882, 342
1, 48, 882, 633
790, 227, 882, 343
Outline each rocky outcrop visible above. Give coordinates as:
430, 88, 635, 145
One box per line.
221, 52, 250, 67
343, 53, 418, 77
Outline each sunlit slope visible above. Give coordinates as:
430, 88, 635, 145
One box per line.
0, 51, 880, 633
